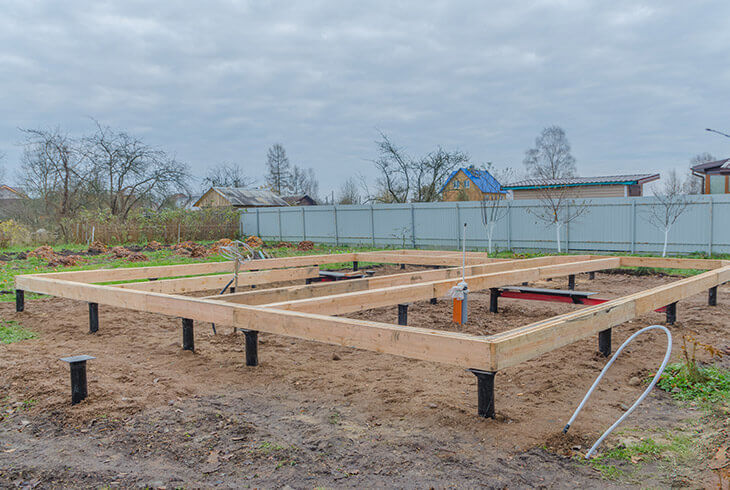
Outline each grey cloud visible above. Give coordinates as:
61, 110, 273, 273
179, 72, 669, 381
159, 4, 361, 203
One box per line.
1, 1, 729, 192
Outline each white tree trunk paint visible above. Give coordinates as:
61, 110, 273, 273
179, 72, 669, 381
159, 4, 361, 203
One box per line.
487, 223, 495, 254
662, 227, 670, 257
556, 222, 562, 253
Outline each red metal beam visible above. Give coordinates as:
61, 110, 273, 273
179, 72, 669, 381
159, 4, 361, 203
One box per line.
497, 290, 666, 312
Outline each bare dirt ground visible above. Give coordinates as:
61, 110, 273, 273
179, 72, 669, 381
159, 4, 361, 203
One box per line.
1, 265, 728, 488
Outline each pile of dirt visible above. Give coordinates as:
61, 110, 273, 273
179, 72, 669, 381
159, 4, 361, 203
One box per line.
171, 241, 208, 258
297, 240, 314, 251
244, 236, 263, 248
146, 240, 163, 251
543, 431, 595, 457
47, 254, 84, 267
26, 246, 56, 261
209, 238, 233, 254
273, 241, 294, 248
110, 246, 148, 262
87, 240, 109, 254
28, 246, 84, 267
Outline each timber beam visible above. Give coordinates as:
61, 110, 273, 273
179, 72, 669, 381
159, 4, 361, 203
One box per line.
263, 258, 622, 315
113, 266, 320, 294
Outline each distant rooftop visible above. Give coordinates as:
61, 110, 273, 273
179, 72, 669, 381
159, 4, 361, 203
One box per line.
691, 158, 730, 174
439, 167, 506, 194
503, 174, 659, 190
195, 187, 289, 207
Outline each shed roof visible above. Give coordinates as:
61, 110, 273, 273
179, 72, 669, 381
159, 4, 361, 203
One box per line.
195, 187, 289, 207
281, 194, 318, 205
691, 158, 730, 174
503, 174, 659, 190
439, 167, 506, 194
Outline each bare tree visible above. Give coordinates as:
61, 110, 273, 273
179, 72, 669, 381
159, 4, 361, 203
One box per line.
290, 165, 319, 198
337, 178, 361, 205
479, 164, 514, 254
203, 162, 255, 189
372, 131, 469, 203
372, 132, 411, 203
86, 122, 190, 219
528, 187, 590, 253
265, 143, 291, 194
645, 170, 690, 257
412, 147, 469, 202
687, 152, 716, 194
524, 126, 577, 179
19, 127, 91, 222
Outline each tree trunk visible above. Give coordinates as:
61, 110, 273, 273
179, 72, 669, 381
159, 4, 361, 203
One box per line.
487, 223, 495, 254
662, 227, 670, 257
556, 222, 562, 253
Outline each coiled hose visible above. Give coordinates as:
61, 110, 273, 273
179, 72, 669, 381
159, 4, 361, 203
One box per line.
563, 324, 673, 458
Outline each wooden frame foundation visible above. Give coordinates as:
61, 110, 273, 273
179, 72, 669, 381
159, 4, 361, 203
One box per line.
15, 249, 729, 414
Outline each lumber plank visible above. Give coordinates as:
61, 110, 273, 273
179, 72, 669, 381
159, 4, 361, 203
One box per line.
489, 265, 730, 370
352, 252, 492, 266
264, 258, 620, 315
27, 253, 356, 283
14, 275, 493, 369
618, 256, 723, 270
211, 255, 596, 304
114, 267, 320, 293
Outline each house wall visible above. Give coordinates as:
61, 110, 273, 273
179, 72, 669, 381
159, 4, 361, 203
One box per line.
196, 189, 232, 207
706, 175, 729, 194
442, 170, 490, 201
511, 184, 627, 200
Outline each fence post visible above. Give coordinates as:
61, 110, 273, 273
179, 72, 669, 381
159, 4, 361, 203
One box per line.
708, 197, 713, 256
333, 206, 339, 246
630, 200, 636, 253
565, 202, 570, 253
370, 205, 376, 247
410, 204, 416, 249
278, 208, 283, 241
455, 203, 461, 250
301, 207, 306, 241
256, 208, 260, 237
507, 202, 512, 251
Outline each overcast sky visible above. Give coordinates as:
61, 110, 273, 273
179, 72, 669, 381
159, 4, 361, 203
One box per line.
1, 1, 729, 196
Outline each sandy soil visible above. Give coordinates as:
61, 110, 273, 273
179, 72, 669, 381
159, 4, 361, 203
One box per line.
1, 265, 728, 488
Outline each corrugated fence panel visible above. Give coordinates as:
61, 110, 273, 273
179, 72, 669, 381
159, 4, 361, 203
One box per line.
336, 206, 373, 245
240, 195, 730, 254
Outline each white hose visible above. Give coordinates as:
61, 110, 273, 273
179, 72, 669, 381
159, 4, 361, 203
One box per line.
563, 324, 672, 459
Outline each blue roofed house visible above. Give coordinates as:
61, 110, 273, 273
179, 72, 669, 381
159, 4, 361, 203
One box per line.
440, 166, 507, 201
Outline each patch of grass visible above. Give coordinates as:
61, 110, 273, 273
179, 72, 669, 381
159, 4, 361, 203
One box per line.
584, 434, 698, 481
0, 320, 35, 344
603, 438, 664, 460
255, 441, 287, 455
657, 363, 730, 403
591, 462, 625, 480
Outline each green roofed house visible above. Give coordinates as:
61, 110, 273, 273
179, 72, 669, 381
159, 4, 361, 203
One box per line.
503, 174, 660, 200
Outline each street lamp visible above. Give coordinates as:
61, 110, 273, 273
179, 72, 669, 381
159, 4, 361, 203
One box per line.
706, 128, 730, 138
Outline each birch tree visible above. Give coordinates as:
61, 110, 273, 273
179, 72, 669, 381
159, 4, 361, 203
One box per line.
645, 170, 690, 257
528, 186, 589, 253
479, 164, 514, 253
523, 126, 577, 179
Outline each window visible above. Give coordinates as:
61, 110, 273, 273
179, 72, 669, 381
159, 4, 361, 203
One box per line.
464, 180, 470, 188
709, 175, 726, 194
453, 181, 459, 189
